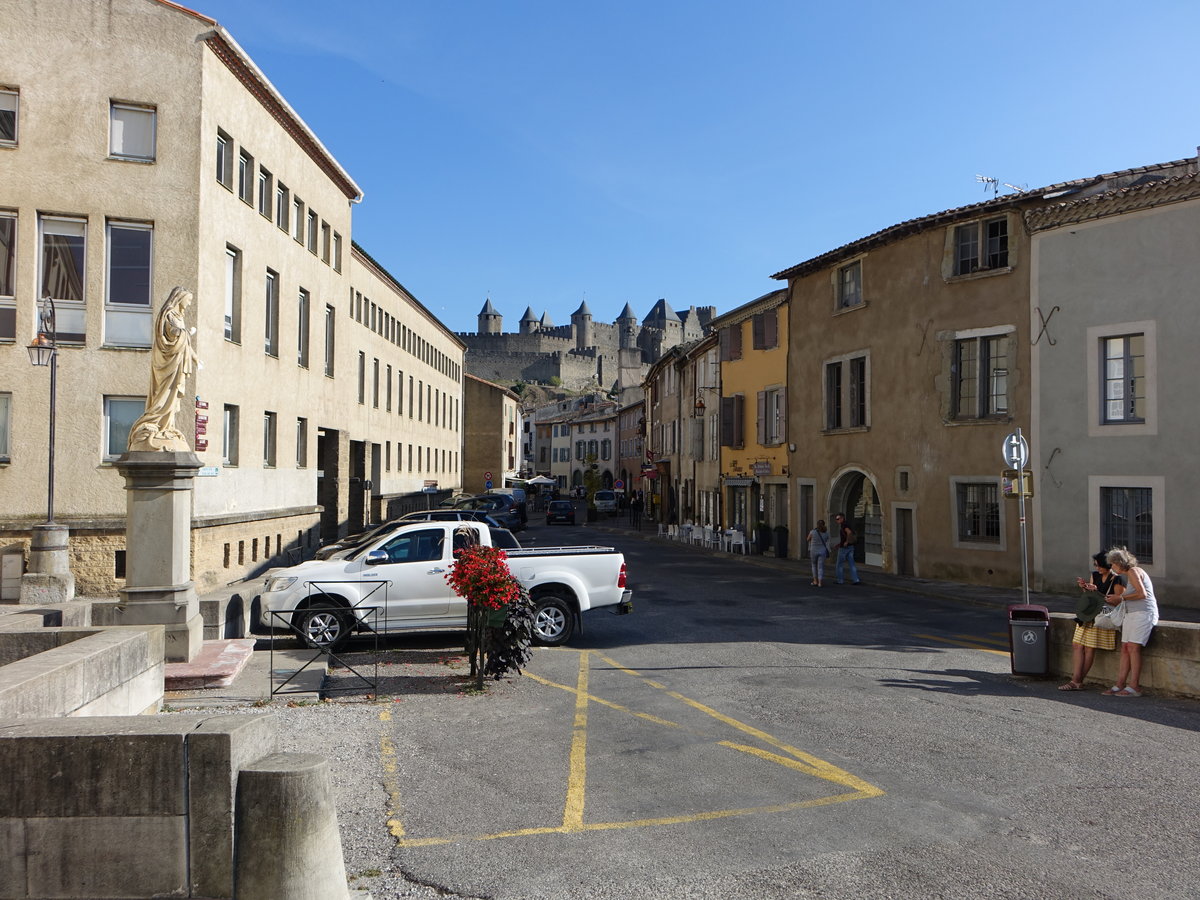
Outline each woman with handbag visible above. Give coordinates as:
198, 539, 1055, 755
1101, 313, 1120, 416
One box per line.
807, 520, 831, 587
1103, 548, 1160, 697
1059, 552, 1123, 691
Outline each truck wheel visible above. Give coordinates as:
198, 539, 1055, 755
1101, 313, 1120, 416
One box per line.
532, 595, 574, 646
296, 601, 349, 650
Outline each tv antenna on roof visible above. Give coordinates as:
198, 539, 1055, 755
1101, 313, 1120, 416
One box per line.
976, 174, 1028, 197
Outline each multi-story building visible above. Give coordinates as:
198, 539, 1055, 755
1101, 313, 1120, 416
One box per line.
617, 398, 646, 503
0, 0, 464, 598
1027, 171, 1200, 606
462, 373, 519, 495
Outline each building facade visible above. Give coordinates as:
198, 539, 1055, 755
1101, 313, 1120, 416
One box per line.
462, 373, 519, 496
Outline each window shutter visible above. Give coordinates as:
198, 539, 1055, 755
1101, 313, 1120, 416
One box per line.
752, 314, 765, 350
721, 396, 735, 446
777, 387, 787, 442
756, 391, 766, 445
765, 309, 778, 349
733, 394, 745, 449
719, 328, 730, 361
730, 324, 743, 360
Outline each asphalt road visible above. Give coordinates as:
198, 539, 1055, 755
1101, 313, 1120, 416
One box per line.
287, 520, 1200, 898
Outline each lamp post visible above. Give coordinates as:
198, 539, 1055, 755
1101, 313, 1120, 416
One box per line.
20, 293, 73, 603
27, 294, 57, 523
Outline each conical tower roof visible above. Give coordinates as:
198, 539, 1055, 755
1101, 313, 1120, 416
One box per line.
519, 306, 538, 322
539, 311, 555, 327
573, 300, 593, 318
643, 298, 680, 324
618, 302, 637, 320
479, 298, 499, 316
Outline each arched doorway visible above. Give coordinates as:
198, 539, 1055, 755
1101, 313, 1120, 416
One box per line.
830, 470, 883, 567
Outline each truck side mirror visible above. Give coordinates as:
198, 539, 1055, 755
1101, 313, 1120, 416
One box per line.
364, 549, 389, 566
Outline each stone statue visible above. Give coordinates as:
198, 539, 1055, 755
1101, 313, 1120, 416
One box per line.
128, 286, 198, 453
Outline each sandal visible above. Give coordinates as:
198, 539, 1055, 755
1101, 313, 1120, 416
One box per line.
1116, 687, 1143, 697
1101, 685, 1123, 695
1058, 682, 1082, 691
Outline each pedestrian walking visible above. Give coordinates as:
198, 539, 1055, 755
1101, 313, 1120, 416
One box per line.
807, 520, 831, 586
834, 513, 861, 585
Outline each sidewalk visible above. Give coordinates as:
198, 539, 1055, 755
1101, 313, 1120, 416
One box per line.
586, 512, 1200, 624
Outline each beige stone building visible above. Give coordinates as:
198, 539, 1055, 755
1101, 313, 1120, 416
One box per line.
0, 0, 464, 597
462, 373, 519, 496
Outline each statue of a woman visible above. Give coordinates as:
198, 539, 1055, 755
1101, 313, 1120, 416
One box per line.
128, 286, 198, 452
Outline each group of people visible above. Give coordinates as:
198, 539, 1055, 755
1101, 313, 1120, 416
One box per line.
1062, 548, 1160, 697
805, 513, 861, 587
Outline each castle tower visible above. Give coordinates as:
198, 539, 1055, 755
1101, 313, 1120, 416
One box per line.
617, 302, 638, 351
519, 306, 539, 335
478, 298, 502, 335
571, 300, 593, 350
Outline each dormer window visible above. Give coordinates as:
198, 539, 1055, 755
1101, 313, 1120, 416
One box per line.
954, 217, 1008, 275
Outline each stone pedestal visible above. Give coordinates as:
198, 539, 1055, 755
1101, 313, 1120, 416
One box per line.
19, 524, 76, 604
115, 451, 204, 663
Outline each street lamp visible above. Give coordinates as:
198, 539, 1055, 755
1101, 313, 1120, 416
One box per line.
27, 294, 57, 523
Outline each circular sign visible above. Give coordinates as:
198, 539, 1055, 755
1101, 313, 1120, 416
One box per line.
1021, 630, 1038, 645
614, 479, 624, 490
485, 480, 493, 490
484, 471, 492, 480
1001, 432, 1029, 469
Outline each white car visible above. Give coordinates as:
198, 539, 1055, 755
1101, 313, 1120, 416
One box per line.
593, 490, 618, 514
253, 521, 631, 648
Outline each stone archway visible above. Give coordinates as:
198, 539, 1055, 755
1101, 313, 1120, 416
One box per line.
830, 470, 883, 567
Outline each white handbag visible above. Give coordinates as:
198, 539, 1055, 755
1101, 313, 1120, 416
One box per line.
1093, 603, 1125, 631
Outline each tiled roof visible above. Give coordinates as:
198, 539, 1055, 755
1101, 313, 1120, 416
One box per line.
771, 157, 1196, 281
1025, 171, 1200, 232
708, 288, 787, 330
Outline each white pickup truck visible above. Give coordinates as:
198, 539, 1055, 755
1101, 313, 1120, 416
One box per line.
252, 521, 632, 648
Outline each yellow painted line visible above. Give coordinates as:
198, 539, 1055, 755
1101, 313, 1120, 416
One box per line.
913, 633, 1009, 656
523, 670, 684, 730
593, 651, 884, 797
562, 650, 590, 830
378, 706, 406, 838
952, 633, 1009, 648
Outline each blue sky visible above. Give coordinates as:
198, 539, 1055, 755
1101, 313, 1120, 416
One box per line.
194, 0, 1200, 334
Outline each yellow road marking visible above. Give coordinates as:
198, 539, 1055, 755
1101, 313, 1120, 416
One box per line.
378, 706, 406, 838
913, 633, 1009, 656
562, 650, 590, 830
390, 648, 884, 848
952, 633, 1009, 648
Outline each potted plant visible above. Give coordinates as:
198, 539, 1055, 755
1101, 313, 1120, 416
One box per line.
444, 541, 533, 689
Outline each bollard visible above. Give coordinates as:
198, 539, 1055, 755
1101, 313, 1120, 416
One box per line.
234, 752, 349, 900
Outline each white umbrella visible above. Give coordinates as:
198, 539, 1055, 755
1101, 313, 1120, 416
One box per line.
526, 475, 556, 485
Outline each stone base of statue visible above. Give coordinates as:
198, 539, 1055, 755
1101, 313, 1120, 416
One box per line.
19, 524, 76, 604
114, 451, 204, 663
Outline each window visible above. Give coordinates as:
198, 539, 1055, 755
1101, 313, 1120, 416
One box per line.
324, 304, 335, 376
237, 149, 254, 204
1101, 486, 1153, 563
263, 411, 277, 467
0, 392, 10, 460
106, 222, 152, 306
39, 217, 86, 343
104, 396, 145, 459
1, 213, 15, 341
224, 246, 241, 342
752, 309, 779, 349
824, 354, 869, 430
377, 528, 445, 564
321, 222, 331, 264
257, 167, 272, 218
372, 358, 380, 408
956, 481, 1000, 543
720, 394, 745, 449
758, 387, 786, 445
0, 89, 17, 145
719, 324, 742, 361
293, 197, 304, 242
109, 102, 155, 161
222, 405, 239, 466
297, 288, 310, 368
296, 417, 308, 468
1102, 334, 1145, 424
333, 233, 342, 272
953, 334, 1009, 419
275, 183, 289, 231
264, 269, 279, 356
307, 210, 318, 253
357, 352, 366, 404
215, 129, 233, 188
386, 364, 393, 411
837, 260, 862, 309
953, 217, 1008, 275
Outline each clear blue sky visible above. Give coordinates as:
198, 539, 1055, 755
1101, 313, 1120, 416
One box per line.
195, 0, 1200, 334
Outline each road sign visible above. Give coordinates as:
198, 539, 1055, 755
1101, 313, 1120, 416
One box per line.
1002, 431, 1029, 469
614, 479, 624, 490
485, 480, 493, 490
484, 471, 492, 480
1002, 469, 1033, 499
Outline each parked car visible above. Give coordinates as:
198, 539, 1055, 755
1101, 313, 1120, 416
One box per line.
398, 509, 503, 528
313, 519, 400, 561
454, 494, 524, 530
253, 521, 632, 647
487, 486, 528, 525
593, 490, 618, 515
546, 500, 576, 525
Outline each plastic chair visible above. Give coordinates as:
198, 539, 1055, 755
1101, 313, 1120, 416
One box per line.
657, 522, 668, 539
726, 529, 748, 554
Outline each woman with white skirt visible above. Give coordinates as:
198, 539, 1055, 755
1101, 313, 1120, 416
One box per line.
1103, 548, 1160, 697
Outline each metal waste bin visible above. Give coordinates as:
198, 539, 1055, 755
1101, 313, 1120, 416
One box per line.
1007, 604, 1050, 675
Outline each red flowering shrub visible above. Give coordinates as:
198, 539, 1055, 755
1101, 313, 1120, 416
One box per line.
445, 544, 521, 610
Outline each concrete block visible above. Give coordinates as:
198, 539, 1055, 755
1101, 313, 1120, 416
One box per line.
0, 819, 27, 899
235, 753, 349, 900
187, 714, 278, 899
73, 663, 164, 717
23, 815, 186, 898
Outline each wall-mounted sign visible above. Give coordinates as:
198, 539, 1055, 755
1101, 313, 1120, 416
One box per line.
195, 439, 209, 451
